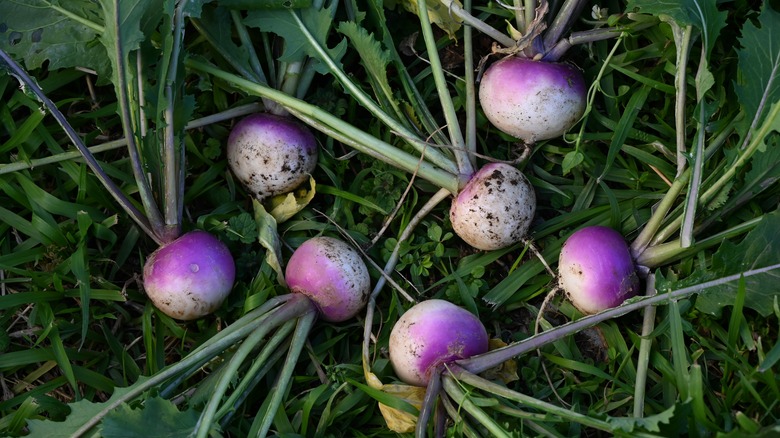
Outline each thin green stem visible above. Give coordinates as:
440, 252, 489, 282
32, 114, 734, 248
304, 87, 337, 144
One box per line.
456, 262, 780, 374
633, 274, 656, 417
230, 9, 268, 85
46, 2, 104, 33
70, 295, 300, 437
0, 49, 158, 243
253, 309, 318, 438
288, 10, 459, 175
670, 22, 693, 178
362, 189, 451, 384
463, 0, 478, 170
441, 374, 511, 438
449, 366, 614, 432
186, 58, 461, 193
194, 314, 303, 438
0, 103, 263, 175
416, 0, 473, 177
439, 0, 517, 48
630, 172, 689, 259
109, 0, 166, 242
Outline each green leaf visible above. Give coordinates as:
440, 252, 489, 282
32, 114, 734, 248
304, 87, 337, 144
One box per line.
25, 381, 147, 436
337, 21, 395, 108
608, 404, 676, 432
395, 0, 463, 39
0, 0, 111, 82
227, 212, 259, 244
734, 4, 780, 140
693, 207, 780, 316
101, 397, 201, 438
244, 4, 347, 71
626, 0, 726, 56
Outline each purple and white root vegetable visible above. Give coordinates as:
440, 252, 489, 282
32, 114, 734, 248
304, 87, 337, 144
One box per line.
479, 56, 586, 143
449, 163, 536, 251
143, 230, 236, 321
389, 299, 489, 386
558, 226, 640, 314
227, 113, 318, 201
285, 236, 370, 323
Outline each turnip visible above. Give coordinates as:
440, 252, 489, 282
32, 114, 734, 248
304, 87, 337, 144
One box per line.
285, 236, 371, 322
479, 56, 586, 143
449, 162, 536, 251
143, 230, 236, 321
558, 226, 640, 314
227, 113, 318, 201
389, 299, 489, 387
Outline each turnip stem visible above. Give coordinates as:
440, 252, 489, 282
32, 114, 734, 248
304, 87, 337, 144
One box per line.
416, 0, 474, 178
416, 367, 442, 438
441, 375, 511, 438
440, 0, 517, 48
448, 366, 614, 431
287, 10, 459, 175
186, 58, 462, 193
463, 0, 478, 170
362, 189, 450, 382
630, 172, 689, 259
457, 262, 780, 374
542, 0, 588, 53
69, 294, 303, 437
669, 22, 693, 178
0, 49, 159, 244
253, 309, 318, 438
194, 316, 301, 438
633, 274, 656, 417
108, 0, 167, 243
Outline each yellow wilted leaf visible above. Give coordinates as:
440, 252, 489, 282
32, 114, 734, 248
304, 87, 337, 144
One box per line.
267, 175, 316, 223
480, 338, 519, 384
397, 0, 463, 39
377, 384, 426, 433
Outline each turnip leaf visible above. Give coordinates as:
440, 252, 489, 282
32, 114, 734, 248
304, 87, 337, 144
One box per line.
244, 3, 347, 72
0, 0, 110, 83
625, 0, 726, 57
337, 21, 396, 113
101, 397, 201, 438
734, 4, 780, 140
660, 207, 780, 316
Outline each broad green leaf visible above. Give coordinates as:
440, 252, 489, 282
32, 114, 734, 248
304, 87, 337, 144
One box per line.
626, 0, 726, 56
101, 397, 201, 438
690, 208, 780, 316
25, 380, 147, 436
0, 0, 111, 82
337, 21, 395, 110
608, 404, 676, 432
244, 3, 347, 72
734, 4, 780, 140
220, 0, 312, 8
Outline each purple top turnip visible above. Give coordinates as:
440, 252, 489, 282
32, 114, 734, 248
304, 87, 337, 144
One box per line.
285, 236, 370, 323
227, 113, 318, 201
558, 226, 639, 314
389, 299, 489, 387
479, 56, 586, 143
143, 230, 236, 320
449, 163, 536, 251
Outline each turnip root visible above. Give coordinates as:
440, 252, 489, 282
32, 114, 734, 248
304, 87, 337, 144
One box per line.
227, 113, 318, 201
143, 230, 236, 320
558, 226, 639, 314
479, 56, 586, 143
285, 236, 370, 322
449, 163, 536, 251
389, 299, 489, 386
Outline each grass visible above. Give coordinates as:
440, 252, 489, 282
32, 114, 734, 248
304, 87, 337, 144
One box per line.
1, 0, 779, 436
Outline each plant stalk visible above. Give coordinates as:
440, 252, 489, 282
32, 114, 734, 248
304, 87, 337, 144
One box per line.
457, 263, 780, 374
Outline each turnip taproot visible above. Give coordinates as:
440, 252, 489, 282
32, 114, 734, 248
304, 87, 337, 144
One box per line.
143, 230, 236, 320
449, 163, 536, 251
558, 226, 640, 314
285, 236, 371, 322
227, 113, 318, 201
479, 56, 586, 143
389, 299, 489, 386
